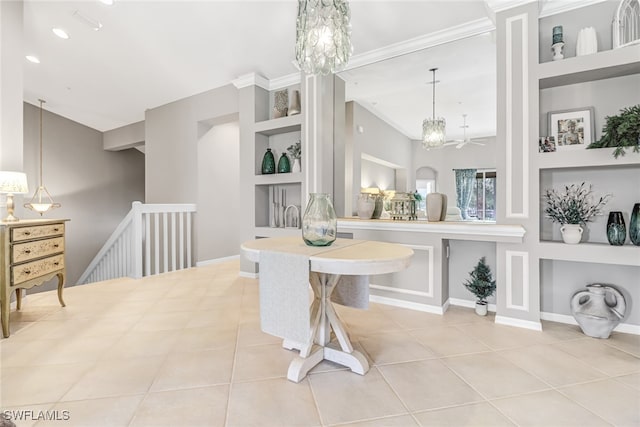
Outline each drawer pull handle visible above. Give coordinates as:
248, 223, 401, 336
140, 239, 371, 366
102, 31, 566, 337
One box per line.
24, 249, 31, 254
53, 262, 60, 266
53, 228, 59, 232
23, 231, 31, 236
24, 270, 31, 275
53, 244, 59, 248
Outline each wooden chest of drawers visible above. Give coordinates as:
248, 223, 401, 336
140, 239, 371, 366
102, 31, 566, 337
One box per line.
1, 219, 69, 338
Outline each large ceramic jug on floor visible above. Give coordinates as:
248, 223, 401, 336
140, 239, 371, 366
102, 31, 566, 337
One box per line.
570, 284, 626, 339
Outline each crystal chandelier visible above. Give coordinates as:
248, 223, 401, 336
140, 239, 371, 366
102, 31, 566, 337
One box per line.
25, 99, 61, 214
295, 0, 353, 76
422, 68, 446, 148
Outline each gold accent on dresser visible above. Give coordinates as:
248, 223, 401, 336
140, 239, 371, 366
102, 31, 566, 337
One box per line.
1, 219, 69, 338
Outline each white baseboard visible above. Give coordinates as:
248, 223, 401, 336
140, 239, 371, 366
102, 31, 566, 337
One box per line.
239, 271, 259, 279
448, 297, 497, 313
369, 295, 445, 315
196, 255, 239, 267
495, 315, 543, 331
541, 311, 640, 336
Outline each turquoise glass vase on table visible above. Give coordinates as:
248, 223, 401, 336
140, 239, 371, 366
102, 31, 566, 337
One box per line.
302, 193, 337, 246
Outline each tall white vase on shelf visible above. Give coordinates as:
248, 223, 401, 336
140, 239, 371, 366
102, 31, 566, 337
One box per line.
292, 158, 301, 173
576, 27, 598, 56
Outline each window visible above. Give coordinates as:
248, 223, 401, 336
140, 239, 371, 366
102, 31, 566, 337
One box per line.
467, 170, 496, 221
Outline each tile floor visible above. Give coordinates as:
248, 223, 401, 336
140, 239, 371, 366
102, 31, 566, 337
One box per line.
1, 260, 639, 427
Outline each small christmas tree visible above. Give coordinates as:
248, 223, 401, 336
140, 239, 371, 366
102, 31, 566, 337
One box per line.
463, 257, 496, 304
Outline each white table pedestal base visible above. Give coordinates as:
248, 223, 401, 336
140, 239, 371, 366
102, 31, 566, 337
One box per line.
283, 272, 370, 383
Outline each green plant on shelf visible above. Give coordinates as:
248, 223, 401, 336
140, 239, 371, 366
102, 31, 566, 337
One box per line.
287, 140, 301, 160
543, 182, 610, 225
587, 104, 640, 158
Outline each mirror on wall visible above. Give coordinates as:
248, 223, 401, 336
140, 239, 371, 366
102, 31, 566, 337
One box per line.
338, 31, 498, 220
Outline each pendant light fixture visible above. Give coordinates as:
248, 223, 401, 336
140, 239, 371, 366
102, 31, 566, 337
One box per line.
295, 0, 353, 76
422, 68, 446, 148
25, 99, 61, 215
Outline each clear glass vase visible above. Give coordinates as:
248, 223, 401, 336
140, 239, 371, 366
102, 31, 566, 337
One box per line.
302, 193, 337, 246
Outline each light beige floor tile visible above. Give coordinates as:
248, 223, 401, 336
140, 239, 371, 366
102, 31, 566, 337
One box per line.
2, 404, 54, 427
150, 347, 234, 391
148, 295, 205, 313
553, 338, 640, 376
60, 356, 165, 401
413, 402, 515, 427
540, 321, 587, 341
2, 338, 62, 367
358, 330, 435, 365
309, 368, 407, 425
492, 389, 611, 427
36, 395, 143, 427
1, 363, 94, 406
499, 343, 607, 387
458, 322, 558, 350
443, 353, 550, 399
185, 308, 241, 329
101, 330, 180, 360
226, 378, 321, 426
382, 308, 448, 330
331, 414, 419, 426
130, 385, 228, 427
439, 306, 496, 326
409, 325, 492, 357
614, 372, 640, 390
196, 294, 243, 311
233, 343, 297, 381
340, 309, 404, 339
172, 324, 238, 352
607, 331, 640, 357
379, 359, 484, 411
9, 305, 57, 322
130, 311, 193, 332
236, 320, 282, 347
559, 378, 640, 426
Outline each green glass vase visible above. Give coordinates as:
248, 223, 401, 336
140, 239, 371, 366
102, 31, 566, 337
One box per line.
277, 153, 291, 173
261, 148, 275, 174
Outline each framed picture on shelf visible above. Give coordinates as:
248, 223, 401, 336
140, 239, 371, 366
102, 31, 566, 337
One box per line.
548, 107, 595, 150
538, 136, 556, 153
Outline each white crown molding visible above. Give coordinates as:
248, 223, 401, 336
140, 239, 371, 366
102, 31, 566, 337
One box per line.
344, 17, 495, 71
484, 0, 535, 14
231, 73, 269, 90
269, 73, 301, 90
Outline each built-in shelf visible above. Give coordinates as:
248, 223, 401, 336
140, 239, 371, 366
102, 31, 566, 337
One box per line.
254, 226, 300, 238
254, 172, 303, 185
536, 148, 640, 170
538, 45, 640, 89
254, 115, 303, 136
538, 241, 640, 267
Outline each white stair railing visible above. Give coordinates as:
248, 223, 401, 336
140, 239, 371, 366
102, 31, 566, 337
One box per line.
77, 201, 197, 285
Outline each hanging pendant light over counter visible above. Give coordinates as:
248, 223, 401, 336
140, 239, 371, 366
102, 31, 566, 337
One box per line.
24, 99, 61, 215
295, 0, 353, 76
422, 68, 446, 149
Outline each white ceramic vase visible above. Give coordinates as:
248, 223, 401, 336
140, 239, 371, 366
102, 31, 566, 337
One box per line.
571, 284, 625, 338
576, 27, 598, 56
551, 42, 565, 61
560, 224, 583, 244
292, 158, 301, 173
426, 193, 447, 222
357, 194, 375, 219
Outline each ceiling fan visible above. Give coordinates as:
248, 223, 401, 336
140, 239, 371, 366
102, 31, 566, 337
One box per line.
443, 114, 487, 149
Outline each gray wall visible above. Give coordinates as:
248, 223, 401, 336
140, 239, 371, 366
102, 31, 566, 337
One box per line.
448, 240, 497, 305
410, 137, 497, 208
22, 102, 145, 288
145, 84, 239, 204
196, 120, 241, 262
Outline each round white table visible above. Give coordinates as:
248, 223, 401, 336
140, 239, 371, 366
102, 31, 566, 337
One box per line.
241, 236, 413, 382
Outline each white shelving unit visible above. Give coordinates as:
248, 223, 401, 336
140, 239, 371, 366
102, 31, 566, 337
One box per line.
253, 89, 304, 238
535, 40, 640, 262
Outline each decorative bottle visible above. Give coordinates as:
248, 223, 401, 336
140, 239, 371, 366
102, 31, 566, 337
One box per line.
277, 153, 291, 173
302, 193, 337, 246
261, 148, 275, 174
630, 203, 640, 246
606, 211, 626, 246
571, 284, 626, 339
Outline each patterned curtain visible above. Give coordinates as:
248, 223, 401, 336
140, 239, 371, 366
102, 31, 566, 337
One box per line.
454, 168, 477, 219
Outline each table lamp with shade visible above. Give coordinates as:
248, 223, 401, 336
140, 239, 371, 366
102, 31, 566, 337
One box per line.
0, 171, 29, 222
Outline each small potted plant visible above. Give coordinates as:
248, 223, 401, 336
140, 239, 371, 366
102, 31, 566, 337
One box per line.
587, 104, 640, 158
543, 182, 610, 244
287, 140, 302, 173
463, 257, 495, 316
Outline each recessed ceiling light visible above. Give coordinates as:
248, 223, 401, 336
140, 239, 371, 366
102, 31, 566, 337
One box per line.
52, 28, 70, 39
72, 10, 103, 31
25, 55, 40, 63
